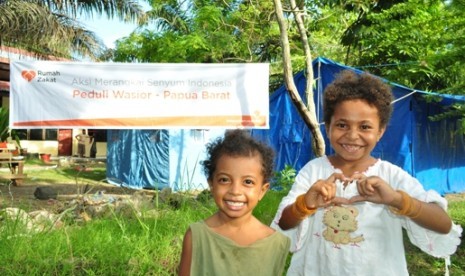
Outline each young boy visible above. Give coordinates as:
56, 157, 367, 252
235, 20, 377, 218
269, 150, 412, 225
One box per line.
178, 129, 290, 276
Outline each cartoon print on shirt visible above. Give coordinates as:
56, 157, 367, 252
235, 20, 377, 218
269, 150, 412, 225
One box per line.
322, 205, 364, 248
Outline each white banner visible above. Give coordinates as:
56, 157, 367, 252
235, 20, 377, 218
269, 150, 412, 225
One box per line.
10, 61, 269, 129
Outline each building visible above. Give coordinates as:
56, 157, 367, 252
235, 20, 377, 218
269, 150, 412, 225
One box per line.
0, 46, 106, 158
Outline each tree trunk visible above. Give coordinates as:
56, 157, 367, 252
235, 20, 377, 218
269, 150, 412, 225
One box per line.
272, 0, 326, 157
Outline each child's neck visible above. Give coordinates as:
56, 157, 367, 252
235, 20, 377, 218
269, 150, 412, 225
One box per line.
328, 155, 377, 177
206, 212, 273, 246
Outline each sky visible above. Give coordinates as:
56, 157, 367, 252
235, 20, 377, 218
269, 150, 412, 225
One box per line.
80, 16, 140, 48
79, 1, 151, 48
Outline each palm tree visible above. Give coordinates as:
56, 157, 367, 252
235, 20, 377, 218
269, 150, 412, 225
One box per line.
0, 0, 148, 60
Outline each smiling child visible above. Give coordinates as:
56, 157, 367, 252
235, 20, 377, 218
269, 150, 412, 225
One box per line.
178, 129, 290, 276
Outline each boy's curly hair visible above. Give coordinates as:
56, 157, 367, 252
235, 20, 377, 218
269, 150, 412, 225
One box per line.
201, 129, 275, 183
323, 70, 394, 128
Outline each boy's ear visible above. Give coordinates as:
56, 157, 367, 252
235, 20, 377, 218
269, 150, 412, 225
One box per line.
259, 182, 270, 201
377, 127, 386, 141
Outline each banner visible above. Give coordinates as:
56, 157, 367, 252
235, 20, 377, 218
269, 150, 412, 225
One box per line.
10, 61, 269, 129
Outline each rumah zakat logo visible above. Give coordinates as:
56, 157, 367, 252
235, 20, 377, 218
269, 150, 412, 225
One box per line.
21, 70, 36, 82
21, 69, 60, 83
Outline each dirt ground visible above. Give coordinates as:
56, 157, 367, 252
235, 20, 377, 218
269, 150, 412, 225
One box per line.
0, 157, 160, 213
444, 192, 465, 203
2, 179, 464, 214
0, 181, 156, 213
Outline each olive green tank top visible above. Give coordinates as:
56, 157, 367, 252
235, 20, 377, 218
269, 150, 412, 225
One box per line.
190, 221, 290, 276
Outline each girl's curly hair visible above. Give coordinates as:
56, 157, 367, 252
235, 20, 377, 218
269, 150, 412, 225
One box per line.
201, 129, 275, 183
323, 70, 394, 128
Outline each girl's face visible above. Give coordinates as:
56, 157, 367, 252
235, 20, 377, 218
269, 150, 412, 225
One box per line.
326, 99, 385, 166
208, 154, 269, 221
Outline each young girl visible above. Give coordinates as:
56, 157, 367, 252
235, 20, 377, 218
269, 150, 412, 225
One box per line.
272, 70, 462, 275
178, 130, 290, 276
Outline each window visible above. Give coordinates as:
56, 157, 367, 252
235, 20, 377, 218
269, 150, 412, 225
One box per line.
29, 129, 44, 140
14, 129, 27, 140
88, 129, 107, 142
45, 129, 58, 140
17, 129, 58, 140
17, 129, 107, 141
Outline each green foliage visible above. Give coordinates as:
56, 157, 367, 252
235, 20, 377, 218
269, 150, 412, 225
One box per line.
196, 189, 212, 204
112, 0, 292, 88
272, 164, 296, 191
21, 160, 107, 186
0, 107, 21, 148
254, 189, 287, 225
0, 189, 463, 275
338, 0, 465, 98
0, 107, 9, 142
322, 0, 465, 132
0, 0, 147, 60
428, 104, 465, 134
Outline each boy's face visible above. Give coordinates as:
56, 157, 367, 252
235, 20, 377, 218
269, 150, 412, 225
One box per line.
208, 154, 269, 220
326, 99, 385, 166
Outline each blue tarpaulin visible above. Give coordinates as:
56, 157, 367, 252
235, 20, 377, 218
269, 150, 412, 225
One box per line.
106, 129, 226, 191
252, 57, 465, 195
106, 129, 170, 189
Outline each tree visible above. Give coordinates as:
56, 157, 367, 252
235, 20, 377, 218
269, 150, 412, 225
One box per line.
112, 0, 293, 89
113, 0, 465, 145
273, 0, 325, 156
0, 0, 147, 60
335, 0, 465, 132
112, 0, 346, 156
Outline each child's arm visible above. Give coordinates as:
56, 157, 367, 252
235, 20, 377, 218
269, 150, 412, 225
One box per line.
178, 229, 192, 276
278, 173, 343, 230
351, 175, 452, 234
393, 194, 452, 234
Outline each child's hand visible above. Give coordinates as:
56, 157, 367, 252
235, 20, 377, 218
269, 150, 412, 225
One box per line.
349, 173, 397, 205
304, 173, 347, 208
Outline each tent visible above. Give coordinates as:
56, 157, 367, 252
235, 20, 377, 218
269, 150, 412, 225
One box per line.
252, 57, 465, 195
106, 129, 226, 191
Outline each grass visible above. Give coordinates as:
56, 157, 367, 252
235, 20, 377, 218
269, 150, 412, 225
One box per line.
22, 158, 107, 185
1, 200, 216, 275
0, 161, 463, 275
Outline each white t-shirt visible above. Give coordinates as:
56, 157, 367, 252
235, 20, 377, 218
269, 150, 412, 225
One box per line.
271, 156, 462, 276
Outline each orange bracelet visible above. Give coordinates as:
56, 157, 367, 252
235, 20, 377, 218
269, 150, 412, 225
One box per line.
389, 190, 423, 218
291, 194, 317, 220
